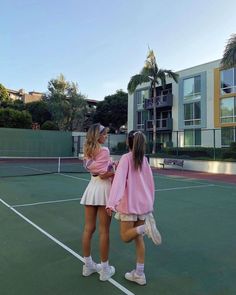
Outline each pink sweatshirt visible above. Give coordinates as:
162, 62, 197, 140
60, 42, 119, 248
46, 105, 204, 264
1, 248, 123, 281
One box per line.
107, 152, 155, 215
84, 147, 113, 175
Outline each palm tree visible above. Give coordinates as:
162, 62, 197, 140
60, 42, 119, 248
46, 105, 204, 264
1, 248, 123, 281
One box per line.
221, 34, 236, 69
127, 49, 178, 154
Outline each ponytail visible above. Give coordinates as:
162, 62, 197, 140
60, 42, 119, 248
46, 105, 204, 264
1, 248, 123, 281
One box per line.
128, 130, 146, 170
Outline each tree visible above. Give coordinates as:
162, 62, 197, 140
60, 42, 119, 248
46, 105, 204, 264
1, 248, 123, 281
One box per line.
93, 90, 128, 133
41, 120, 59, 130
221, 34, 236, 69
127, 49, 178, 154
44, 74, 87, 131
0, 108, 32, 128
0, 83, 9, 104
25, 101, 51, 126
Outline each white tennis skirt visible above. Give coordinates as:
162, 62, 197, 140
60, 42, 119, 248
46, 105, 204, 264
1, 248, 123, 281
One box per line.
80, 176, 112, 206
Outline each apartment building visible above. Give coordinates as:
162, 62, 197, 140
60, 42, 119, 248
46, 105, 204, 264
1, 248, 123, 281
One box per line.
7, 89, 43, 103
128, 60, 236, 148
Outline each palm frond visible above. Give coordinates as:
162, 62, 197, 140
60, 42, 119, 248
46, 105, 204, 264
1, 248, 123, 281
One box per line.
140, 66, 154, 78
127, 74, 150, 94
156, 70, 167, 88
162, 69, 179, 83
221, 34, 236, 69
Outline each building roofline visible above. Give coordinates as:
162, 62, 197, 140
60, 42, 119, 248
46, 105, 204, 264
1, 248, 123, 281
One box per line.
176, 59, 221, 73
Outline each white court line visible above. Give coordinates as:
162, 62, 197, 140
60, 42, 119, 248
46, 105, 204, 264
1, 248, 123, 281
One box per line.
12, 197, 82, 208
20, 166, 90, 182
21, 166, 52, 173
0, 197, 135, 295
155, 184, 214, 192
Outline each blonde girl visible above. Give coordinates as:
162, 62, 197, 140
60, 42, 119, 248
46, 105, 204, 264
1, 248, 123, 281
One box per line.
80, 123, 115, 281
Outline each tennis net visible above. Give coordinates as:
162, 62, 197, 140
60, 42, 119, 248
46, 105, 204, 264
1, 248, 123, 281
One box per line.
0, 157, 88, 177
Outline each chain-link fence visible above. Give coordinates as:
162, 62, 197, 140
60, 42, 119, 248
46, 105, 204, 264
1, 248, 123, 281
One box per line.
146, 128, 236, 160
73, 133, 127, 156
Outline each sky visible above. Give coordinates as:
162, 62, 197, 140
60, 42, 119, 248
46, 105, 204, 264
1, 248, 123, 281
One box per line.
0, 0, 236, 101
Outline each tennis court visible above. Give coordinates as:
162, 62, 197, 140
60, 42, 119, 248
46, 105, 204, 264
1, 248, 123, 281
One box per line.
1, 160, 236, 295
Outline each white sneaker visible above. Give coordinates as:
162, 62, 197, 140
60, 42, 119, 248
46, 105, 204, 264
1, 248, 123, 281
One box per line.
99, 265, 115, 281
82, 262, 102, 276
125, 270, 146, 285
145, 213, 162, 245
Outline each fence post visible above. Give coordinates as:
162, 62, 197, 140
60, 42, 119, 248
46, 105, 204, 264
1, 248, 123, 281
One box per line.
213, 129, 216, 160
176, 131, 179, 156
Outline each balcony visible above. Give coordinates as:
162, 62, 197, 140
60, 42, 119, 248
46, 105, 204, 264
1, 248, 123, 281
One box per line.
146, 118, 173, 131
144, 93, 173, 109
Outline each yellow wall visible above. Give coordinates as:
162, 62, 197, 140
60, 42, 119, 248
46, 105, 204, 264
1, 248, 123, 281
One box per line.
214, 67, 236, 128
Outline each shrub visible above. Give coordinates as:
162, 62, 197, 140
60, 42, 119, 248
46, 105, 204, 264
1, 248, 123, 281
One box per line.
41, 120, 59, 130
112, 141, 127, 154
0, 108, 32, 128
229, 142, 236, 151
159, 147, 226, 159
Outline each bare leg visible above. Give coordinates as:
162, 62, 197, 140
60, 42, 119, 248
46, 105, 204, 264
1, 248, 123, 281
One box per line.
120, 219, 145, 243
98, 206, 111, 262
134, 221, 145, 264
82, 205, 98, 257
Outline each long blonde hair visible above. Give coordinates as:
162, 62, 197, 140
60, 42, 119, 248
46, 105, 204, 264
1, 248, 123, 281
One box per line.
83, 124, 101, 159
83, 123, 107, 159
128, 130, 146, 170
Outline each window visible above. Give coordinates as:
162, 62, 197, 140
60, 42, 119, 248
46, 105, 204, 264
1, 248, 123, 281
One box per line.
184, 129, 201, 146
220, 67, 236, 95
137, 89, 149, 110
183, 76, 201, 100
220, 97, 236, 123
184, 101, 201, 125
221, 127, 236, 146
137, 111, 144, 130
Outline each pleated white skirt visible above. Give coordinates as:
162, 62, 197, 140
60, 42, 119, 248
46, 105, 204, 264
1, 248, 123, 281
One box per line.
80, 176, 112, 206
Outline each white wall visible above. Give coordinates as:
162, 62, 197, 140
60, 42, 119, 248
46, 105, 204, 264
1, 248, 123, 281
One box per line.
151, 157, 236, 175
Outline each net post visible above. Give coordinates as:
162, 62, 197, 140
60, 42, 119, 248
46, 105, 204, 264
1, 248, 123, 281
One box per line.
58, 157, 61, 173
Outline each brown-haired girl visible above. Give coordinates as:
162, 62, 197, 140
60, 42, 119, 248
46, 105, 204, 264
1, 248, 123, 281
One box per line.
106, 130, 161, 285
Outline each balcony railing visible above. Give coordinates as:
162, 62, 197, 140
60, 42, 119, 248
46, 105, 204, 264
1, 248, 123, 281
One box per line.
146, 118, 173, 131
144, 93, 173, 109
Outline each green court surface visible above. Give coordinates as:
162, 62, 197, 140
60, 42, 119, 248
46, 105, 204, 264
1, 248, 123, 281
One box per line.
0, 171, 236, 295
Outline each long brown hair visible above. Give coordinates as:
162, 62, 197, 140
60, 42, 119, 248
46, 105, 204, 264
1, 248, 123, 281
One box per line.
128, 130, 146, 170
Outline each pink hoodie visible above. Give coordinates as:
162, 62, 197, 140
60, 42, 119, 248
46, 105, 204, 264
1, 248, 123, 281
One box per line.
107, 152, 155, 215
84, 147, 113, 175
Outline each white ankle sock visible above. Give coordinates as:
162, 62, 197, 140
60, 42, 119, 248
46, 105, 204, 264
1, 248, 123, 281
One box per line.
136, 263, 144, 276
101, 261, 109, 269
136, 225, 146, 235
84, 256, 93, 267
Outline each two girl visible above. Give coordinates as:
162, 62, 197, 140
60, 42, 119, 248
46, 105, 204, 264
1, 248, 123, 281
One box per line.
81, 126, 161, 285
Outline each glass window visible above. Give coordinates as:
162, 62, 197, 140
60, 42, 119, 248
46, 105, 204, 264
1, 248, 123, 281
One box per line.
148, 109, 153, 120
221, 127, 236, 146
220, 97, 236, 123
137, 111, 144, 130
184, 102, 201, 125
184, 129, 201, 146
136, 89, 149, 110
220, 68, 236, 95
141, 89, 149, 100
183, 76, 201, 100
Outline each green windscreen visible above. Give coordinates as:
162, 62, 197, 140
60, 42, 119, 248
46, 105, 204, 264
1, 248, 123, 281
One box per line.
0, 128, 73, 157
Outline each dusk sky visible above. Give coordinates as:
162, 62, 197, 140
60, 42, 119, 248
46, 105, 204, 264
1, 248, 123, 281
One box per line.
0, 0, 235, 100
